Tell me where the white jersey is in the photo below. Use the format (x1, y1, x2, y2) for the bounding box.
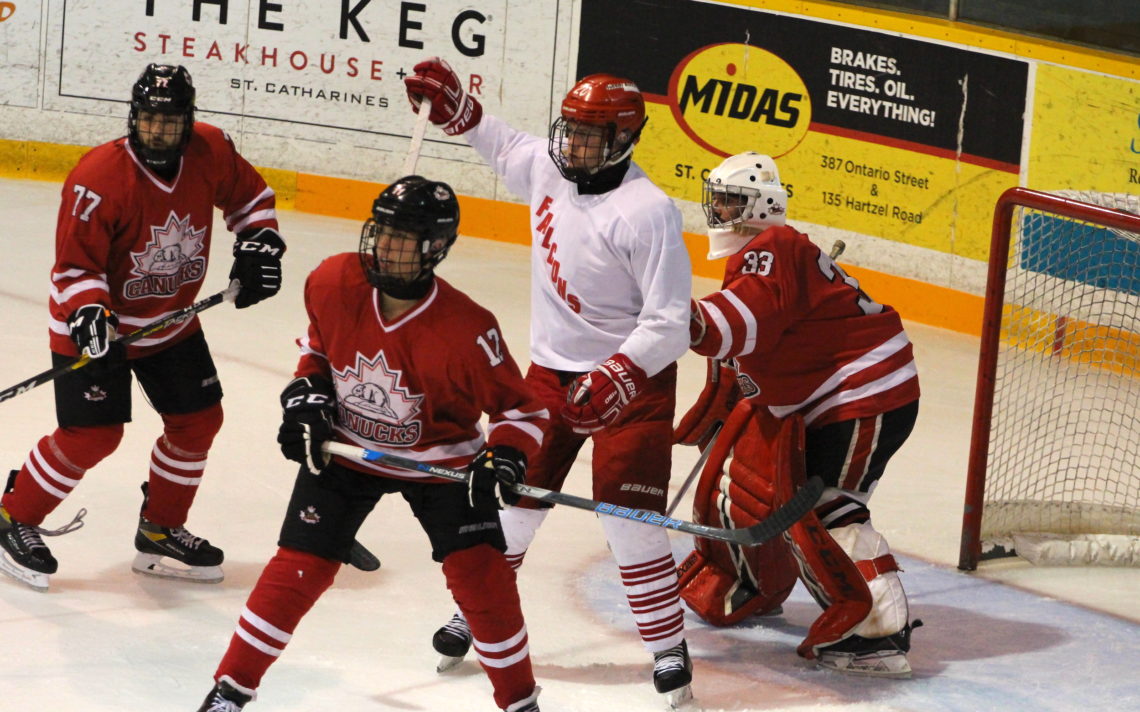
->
(466, 114, 692, 376)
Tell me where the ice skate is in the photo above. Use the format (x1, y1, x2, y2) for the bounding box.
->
(0, 504, 57, 592)
(133, 515, 224, 583)
(504, 686, 541, 712)
(816, 619, 923, 678)
(197, 678, 253, 711)
(653, 640, 694, 709)
(432, 611, 472, 672)
(132, 482, 223, 583)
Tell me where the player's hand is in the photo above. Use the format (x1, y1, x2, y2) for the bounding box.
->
(404, 57, 483, 136)
(467, 445, 526, 509)
(278, 376, 335, 475)
(674, 359, 740, 450)
(67, 304, 126, 375)
(230, 227, 285, 309)
(562, 353, 648, 434)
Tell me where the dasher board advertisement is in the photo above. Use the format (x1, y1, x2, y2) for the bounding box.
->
(577, 0, 1029, 260)
(46, 1, 560, 147)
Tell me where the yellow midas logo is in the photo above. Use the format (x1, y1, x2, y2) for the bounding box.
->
(671, 43, 811, 158)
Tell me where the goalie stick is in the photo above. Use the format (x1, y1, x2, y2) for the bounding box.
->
(664, 239, 847, 517)
(0, 283, 240, 406)
(322, 441, 822, 546)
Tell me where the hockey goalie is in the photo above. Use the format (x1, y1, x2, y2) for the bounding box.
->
(675, 151, 922, 677)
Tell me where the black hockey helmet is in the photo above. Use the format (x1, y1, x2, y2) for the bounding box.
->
(359, 175, 460, 299)
(127, 64, 196, 169)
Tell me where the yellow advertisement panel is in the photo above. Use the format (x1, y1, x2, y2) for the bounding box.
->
(1030, 64, 1140, 192)
(578, 1, 1029, 259)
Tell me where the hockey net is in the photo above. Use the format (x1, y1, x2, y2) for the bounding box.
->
(959, 187, 1140, 570)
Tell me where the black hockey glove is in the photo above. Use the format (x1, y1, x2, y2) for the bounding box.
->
(278, 375, 336, 475)
(67, 304, 126, 375)
(229, 227, 285, 309)
(467, 445, 526, 510)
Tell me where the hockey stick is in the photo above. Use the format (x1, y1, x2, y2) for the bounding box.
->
(402, 97, 432, 176)
(322, 441, 822, 546)
(0, 283, 241, 405)
(348, 541, 381, 571)
(665, 421, 721, 516)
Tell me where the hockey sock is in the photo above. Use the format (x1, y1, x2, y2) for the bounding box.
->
(2, 425, 122, 526)
(443, 544, 535, 710)
(601, 516, 685, 653)
(143, 404, 222, 527)
(498, 506, 549, 570)
(214, 547, 339, 690)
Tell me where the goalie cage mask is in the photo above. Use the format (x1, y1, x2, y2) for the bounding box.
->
(703, 152, 788, 259)
(127, 64, 196, 170)
(359, 175, 460, 300)
(548, 73, 648, 184)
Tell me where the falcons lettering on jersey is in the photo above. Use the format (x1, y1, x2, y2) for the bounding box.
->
(534, 195, 582, 313)
(124, 211, 208, 299)
(332, 351, 424, 446)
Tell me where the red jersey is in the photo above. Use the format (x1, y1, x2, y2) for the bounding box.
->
(49, 122, 278, 358)
(296, 253, 549, 481)
(692, 224, 919, 428)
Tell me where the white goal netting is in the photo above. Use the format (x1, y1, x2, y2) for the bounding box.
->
(980, 190, 1140, 566)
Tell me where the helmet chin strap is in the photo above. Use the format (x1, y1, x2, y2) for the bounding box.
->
(706, 225, 758, 260)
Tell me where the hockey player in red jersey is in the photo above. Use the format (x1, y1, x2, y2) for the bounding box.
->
(198, 176, 548, 712)
(675, 152, 922, 676)
(405, 59, 696, 706)
(0, 64, 284, 592)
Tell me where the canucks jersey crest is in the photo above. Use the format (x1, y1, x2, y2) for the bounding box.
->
(125, 211, 207, 298)
(333, 351, 424, 445)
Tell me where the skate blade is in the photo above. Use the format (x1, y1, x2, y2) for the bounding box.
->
(436, 653, 466, 673)
(0, 552, 49, 592)
(664, 684, 696, 710)
(816, 650, 912, 678)
(131, 552, 223, 584)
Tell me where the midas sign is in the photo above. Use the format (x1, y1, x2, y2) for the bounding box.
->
(669, 43, 811, 158)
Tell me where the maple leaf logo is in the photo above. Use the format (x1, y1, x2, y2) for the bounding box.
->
(334, 351, 424, 425)
(133, 211, 206, 277)
(124, 211, 208, 299)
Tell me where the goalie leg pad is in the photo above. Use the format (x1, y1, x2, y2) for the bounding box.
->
(785, 509, 873, 658)
(678, 405, 798, 626)
(830, 520, 909, 639)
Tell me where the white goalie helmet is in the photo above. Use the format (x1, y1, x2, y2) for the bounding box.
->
(702, 152, 787, 259)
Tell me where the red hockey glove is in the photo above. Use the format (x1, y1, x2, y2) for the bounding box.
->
(674, 359, 741, 450)
(467, 445, 527, 510)
(404, 57, 483, 135)
(562, 353, 648, 434)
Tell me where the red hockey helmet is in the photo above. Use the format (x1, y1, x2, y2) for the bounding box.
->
(548, 74, 648, 183)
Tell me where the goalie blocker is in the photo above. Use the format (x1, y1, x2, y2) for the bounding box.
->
(677, 400, 920, 676)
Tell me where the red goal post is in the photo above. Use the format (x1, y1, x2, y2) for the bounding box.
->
(959, 187, 1140, 570)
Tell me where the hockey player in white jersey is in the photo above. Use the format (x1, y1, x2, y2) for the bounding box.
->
(405, 59, 696, 706)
